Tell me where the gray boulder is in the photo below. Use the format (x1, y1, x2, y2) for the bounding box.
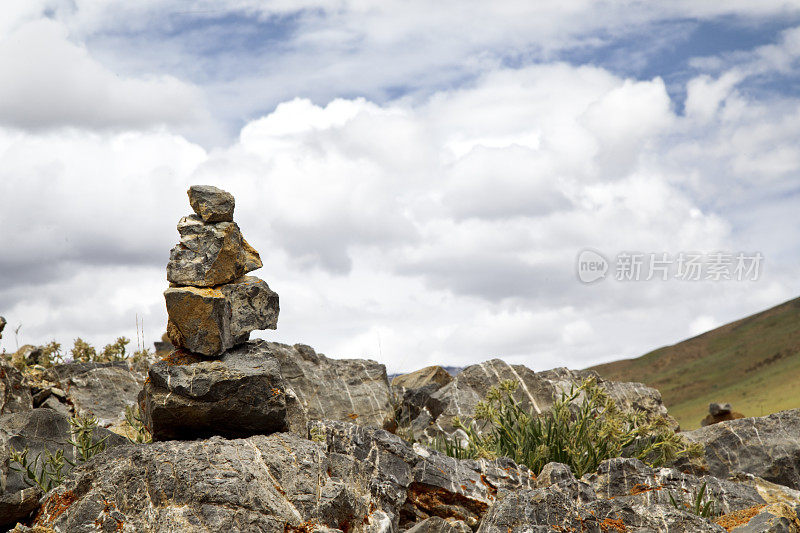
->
(42, 361, 145, 426)
(271, 343, 394, 429)
(188, 184, 235, 223)
(139, 340, 304, 441)
(583, 457, 765, 516)
(167, 215, 262, 287)
(32, 420, 536, 532)
(165, 275, 279, 356)
(680, 409, 800, 490)
(0, 360, 32, 416)
(0, 408, 127, 528)
(477, 462, 733, 533)
(410, 360, 674, 441)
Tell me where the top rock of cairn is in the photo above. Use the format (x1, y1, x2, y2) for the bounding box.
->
(188, 184, 235, 222)
(164, 186, 279, 357)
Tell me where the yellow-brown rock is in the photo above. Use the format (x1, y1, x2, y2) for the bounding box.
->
(167, 215, 262, 287)
(188, 185, 235, 223)
(391, 365, 453, 392)
(165, 286, 231, 356)
(165, 276, 279, 357)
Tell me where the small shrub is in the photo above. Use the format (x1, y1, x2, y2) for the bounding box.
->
(70, 338, 97, 363)
(669, 481, 720, 518)
(40, 340, 64, 368)
(429, 433, 480, 460)
(124, 405, 152, 444)
(9, 413, 106, 493)
(97, 337, 130, 363)
(8, 446, 67, 492)
(440, 378, 702, 477)
(66, 414, 107, 463)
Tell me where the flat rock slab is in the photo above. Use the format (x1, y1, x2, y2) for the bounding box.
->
(139, 340, 298, 441)
(165, 276, 279, 356)
(188, 185, 235, 223)
(269, 342, 394, 429)
(43, 361, 145, 426)
(681, 409, 800, 490)
(167, 215, 262, 287)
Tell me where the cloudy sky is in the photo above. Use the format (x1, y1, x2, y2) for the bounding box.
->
(1, 1, 799, 373)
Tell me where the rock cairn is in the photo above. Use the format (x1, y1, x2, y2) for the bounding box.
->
(164, 185, 279, 356)
(139, 186, 291, 441)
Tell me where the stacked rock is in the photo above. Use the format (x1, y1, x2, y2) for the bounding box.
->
(164, 185, 279, 356)
(140, 186, 296, 441)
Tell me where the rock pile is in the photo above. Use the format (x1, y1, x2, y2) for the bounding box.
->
(702, 401, 745, 426)
(164, 185, 279, 356)
(140, 185, 290, 440)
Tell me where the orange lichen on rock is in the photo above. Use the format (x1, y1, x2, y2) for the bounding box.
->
(600, 517, 627, 532)
(629, 483, 660, 496)
(284, 520, 319, 533)
(406, 482, 489, 521)
(34, 490, 78, 525)
(161, 349, 203, 366)
(714, 505, 767, 531)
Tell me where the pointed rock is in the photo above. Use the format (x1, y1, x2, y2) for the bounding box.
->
(165, 276, 279, 356)
(167, 215, 262, 287)
(188, 185, 235, 223)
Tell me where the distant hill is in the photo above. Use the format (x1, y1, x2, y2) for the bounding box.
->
(588, 296, 800, 430)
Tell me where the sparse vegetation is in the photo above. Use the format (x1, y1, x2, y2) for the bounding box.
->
(97, 336, 130, 362)
(40, 341, 64, 367)
(67, 414, 107, 462)
(123, 405, 152, 444)
(69, 337, 97, 363)
(8, 446, 67, 492)
(432, 378, 702, 477)
(669, 481, 720, 518)
(9, 414, 106, 493)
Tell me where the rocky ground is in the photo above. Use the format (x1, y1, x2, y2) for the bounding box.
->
(0, 349, 797, 532)
(1, 186, 798, 532)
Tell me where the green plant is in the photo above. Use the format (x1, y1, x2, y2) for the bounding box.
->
(9, 414, 107, 493)
(668, 482, 719, 518)
(124, 405, 152, 444)
(309, 426, 327, 444)
(441, 378, 702, 477)
(40, 340, 64, 367)
(429, 434, 480, 460)
(97, 336, 130, 362)
(70, 338, 97, 363)
(66, 414, 107, 463)
(8, 445, 67, 492)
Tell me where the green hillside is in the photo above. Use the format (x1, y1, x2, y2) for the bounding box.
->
(588, 296, 800, 430)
